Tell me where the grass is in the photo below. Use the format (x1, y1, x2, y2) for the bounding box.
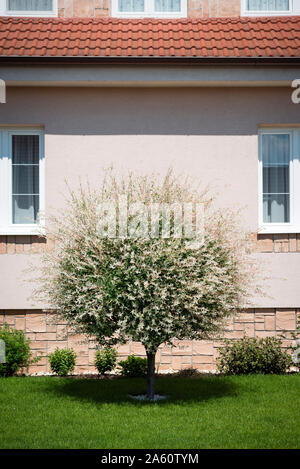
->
(0, 374, 299, 449)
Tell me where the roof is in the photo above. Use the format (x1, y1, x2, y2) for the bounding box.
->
(0, 16, 300, 60)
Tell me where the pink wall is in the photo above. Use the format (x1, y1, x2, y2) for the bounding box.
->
(0, 86, 300, 309)
(57, 0, 241, 18)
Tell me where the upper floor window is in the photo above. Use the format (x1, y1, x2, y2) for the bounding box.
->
(0, 128, 44, 235)
(0, 0, 57, 16)
(258, 129, 300, 234)
(112, 0, 187, 17)
(242, 0, 300, 15)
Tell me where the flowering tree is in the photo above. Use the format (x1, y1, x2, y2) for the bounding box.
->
(36, 170, 258, 399)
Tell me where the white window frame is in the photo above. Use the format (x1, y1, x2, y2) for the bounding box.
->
(241, 0, 300, 16)
(258, 128, 300, 234)
(0, 128, 45, 235)
(111, 0, 187, 18)
(0, 0, 57, 17)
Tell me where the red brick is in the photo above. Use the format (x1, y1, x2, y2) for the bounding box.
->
(257, 234, 273, 253)
(31, 237, 47, 253)
(0, 236, 7, 254)
(289, 234, 297, 252)
(6, 236, 15, 254)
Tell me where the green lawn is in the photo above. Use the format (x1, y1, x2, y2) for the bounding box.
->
(0, 374, 299, 449)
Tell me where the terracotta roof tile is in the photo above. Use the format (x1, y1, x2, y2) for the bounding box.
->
(0, 16, 299, 58)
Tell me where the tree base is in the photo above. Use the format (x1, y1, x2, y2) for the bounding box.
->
(129, 394, 167, 402)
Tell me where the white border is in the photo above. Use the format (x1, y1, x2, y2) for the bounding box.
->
(111, 0, 187, 18)
(0, 128, 45, 235)
(258, 128, 300, 234)
(0, 0, 58, 17)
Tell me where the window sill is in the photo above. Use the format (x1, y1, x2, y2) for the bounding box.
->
(258, 225, 300, 234)
(111, 13, 187, 18)
(0, 225, 45, 236)
(2, 12, 58, 17)
(241, 11, 294, 16)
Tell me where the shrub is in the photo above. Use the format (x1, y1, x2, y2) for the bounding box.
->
(49, 348, 76, 376)
(176, 367, 200, 377)
(217, 337, 293, 375)
(119, 355, 148, 377)
(94, 347, 118, 375)
(0, 323, 35, 377)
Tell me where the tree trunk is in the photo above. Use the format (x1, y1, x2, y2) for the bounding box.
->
(146, 350, 156, 400)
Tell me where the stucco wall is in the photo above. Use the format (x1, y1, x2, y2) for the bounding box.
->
(57, 0, 241, 18)
(0, 86, 300, 310)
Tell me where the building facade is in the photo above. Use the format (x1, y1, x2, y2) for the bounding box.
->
(0, 2, 299, 374)
(1, 0, 300, 18)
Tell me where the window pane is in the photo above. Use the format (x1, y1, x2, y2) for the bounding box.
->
(263, 195, 290, 223)
(8, 0, 53, 10)
(263, 166, 289, 194)
(13, 166, 39, 195)
(12, 134, 40, 224)
(155, 0, 181, 12)
(247, 0, 289, 11)
(118, 0, 144, 11)
(262, 134, 290, 223)
(12, 135, 39, 164)
(13, 195, 39, 224)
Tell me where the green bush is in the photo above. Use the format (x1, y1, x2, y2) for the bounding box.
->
(0, 323, 35, 377)
(176, 367, 200, 377)
(49, 348, 76, 376)
(217, 337, 293, 375)
(119, 355, 147, 377)
(94, 347, 118, 375)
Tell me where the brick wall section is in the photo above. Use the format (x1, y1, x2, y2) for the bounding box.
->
(252, 233, 300, 253)
(1, 234, 300, 254)
(0, 308, 298, 375)
(57, 0, 241, 18)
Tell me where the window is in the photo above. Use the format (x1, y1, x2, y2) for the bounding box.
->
(0, 129, 44, 235)
(0, 0, 57, 16)
(242, 0, 300, 15)
(258, 129, 300, 233)
(112, 0, 187, 17)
